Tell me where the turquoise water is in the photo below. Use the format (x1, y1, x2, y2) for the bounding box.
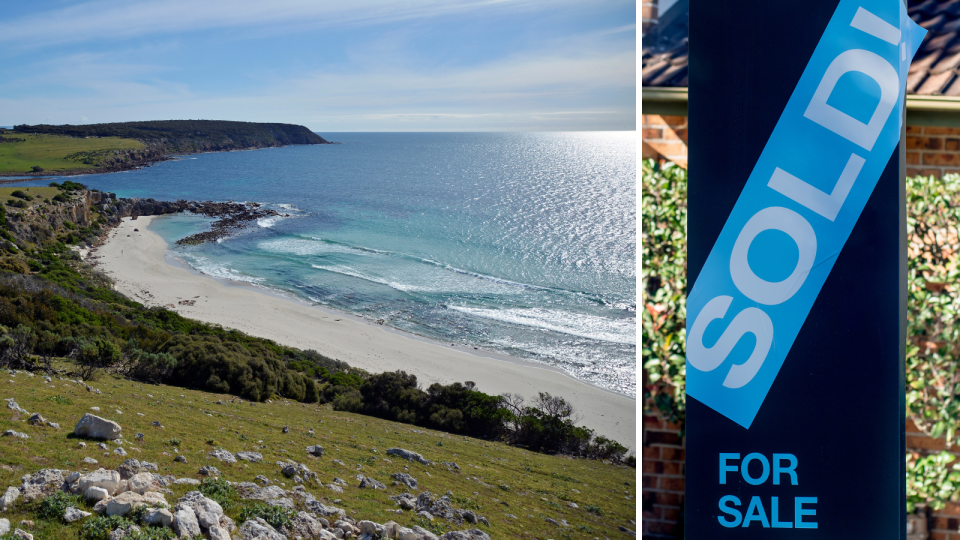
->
(9, 133, 637, 396)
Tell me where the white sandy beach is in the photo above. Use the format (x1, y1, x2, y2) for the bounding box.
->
(87, 216, 636, 449)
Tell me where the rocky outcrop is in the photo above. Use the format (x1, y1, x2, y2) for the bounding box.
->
(74, 414, 121, 440)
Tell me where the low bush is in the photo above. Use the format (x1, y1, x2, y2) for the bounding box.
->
(37, 491, 83, 522)
(238, 504, 294, 529)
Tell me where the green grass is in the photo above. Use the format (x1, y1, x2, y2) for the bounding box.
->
(0, 133, 143, 174)
(0, 366, 636, 539)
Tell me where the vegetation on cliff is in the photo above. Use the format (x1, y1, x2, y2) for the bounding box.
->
(0, 120, 329, 175)
(0, 184, 632, 466)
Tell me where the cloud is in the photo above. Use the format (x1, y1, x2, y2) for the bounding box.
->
(0, 0, 570, 49)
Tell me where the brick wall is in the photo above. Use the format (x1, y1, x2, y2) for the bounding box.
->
(642, 1, 658, 34)
(640, 408, 960, 539)
(906, 125, 960, 179)
(642, 410, 685, 538)
(641, 114, 688, 168)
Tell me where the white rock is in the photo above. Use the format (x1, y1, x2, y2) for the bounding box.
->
(127, 473, 156, 495)
(0, 487, 19, 511)
(113, 447, 127, 457)
(84, 486, 110, 502)
(208, 525, 230, 540)
(174, 478, 200, 486)
(78, 469, 121, 496)
(63, 507, 91, 523)
(174, 507, 202, 538)
(106, 491, 145, 517)
(142, 508, 173, 527)
(0, 518, 8, 534)
(11, 528, 31, 540)
(238, 518, 285, 540)
(73, 414, 121, 440)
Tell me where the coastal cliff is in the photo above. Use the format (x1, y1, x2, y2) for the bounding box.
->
(7, 120, 330, 176)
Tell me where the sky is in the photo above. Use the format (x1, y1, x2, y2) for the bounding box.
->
(0, 1, 636, 132)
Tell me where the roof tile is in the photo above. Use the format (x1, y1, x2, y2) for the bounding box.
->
(641, 0, 960, 96)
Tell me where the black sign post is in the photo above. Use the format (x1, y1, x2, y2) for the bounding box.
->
(686, 0, 911, 537)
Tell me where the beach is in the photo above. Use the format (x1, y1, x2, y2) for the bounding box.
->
(87, 216, 637, 449)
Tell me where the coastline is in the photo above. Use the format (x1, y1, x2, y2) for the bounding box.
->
(87, 216, 637, 449)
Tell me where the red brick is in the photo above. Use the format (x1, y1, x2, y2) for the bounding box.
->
(906, 418, 922, 433)
(908, 136, 942, 150)
(941, 168, 960, 177)
(641, 5, 657, 19)
(907, 167, 923, 177)
(646, 430, 682, 446)
(907, 125, 923, 134)
(643, 460, 664, 474)
(655, 492, 682, 506)
(924, 153, 960, 166)
(646, 140, 686, 157)
(644, 415, 664, 429)
(659, 115, 687, 126)
(907, 151, 921, 165)
(643, 128, 664, 140)
(929, 532, 949, 540)
(644, 520, 681, 535)
(643, 446, 661, 460)
(946, 138, 960, 151)
(642, 115, 666, 126)
(660, 506, 681, 522)
(661, 447, 685, 460)
(661, 477, 685, 492)
(926, 127, 960, 135)
(934, 516, 960, 530)
(664, 128, 688, 142)
(643, 474, 659, 490)
(921, 168, 943, 178)
(908, 435, 947, 451)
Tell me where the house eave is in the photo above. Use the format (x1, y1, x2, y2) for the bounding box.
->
(642, 86, 960, 127)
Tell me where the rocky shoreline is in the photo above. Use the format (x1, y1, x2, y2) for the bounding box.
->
(92, 193, 285, 245)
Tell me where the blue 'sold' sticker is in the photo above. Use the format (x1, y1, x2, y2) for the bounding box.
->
(686, 0, 926, 428)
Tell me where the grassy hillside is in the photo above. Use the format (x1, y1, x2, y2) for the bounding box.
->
(0, 134, 145, 174)
(0, 368, 637, 539)
(14, 120, 328, 150)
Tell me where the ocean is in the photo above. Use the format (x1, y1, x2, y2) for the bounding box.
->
(8, 132, 637, 397)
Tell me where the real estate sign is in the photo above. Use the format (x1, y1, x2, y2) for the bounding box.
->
(686, 0, 922, 535)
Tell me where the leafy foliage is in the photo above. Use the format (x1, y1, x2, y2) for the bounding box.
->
(641, 160, 960, 510)
(79, 515, 135, 540)
(199, 477, 238, 511)
(640, 160, 688, 426)
(238, 504, 294, 529)
(37, 491, 82, 522)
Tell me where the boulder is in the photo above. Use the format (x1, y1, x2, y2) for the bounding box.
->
(117, 459, 141, 479)
(207, 525, 230, 540)
(282, 511, 324, 539)
(392, 473, 418, 490)
(113, 447, 127, 457)
(305, 445, 324, 457)
(358, 520, 380, 536)
(82, 457, 98, 465)
(78, 469, 121, 496)
(174, 478, 200, 486)
(127, 473, 157, 495)
(198, 466, 220, 476)
(359, 476, 386, 490)
(386, 448, 432, 465)
(105, 491, 146, 517)
(107, 525, 139, 540)
(0, 518, 8, 534)
(235, 451, 262, 463)
(73, 414, 121, 440)
(92, 499, 109, 514)
(0, 487, 19, 511)
(239, 517, 286, 540)
(142, 508, 173, 527)
(84, 486, 110, 502)
(63, 507, 91, 523)
(26, 414, 45, 426)
(173, 507, 202, 538)
(19, 469, 64, 501)
(2, 431, 28, 439)
(11, 529, 31, 540)
(439, 531, 491, 540)
(208, 450, 236, 463)
(411, 526, 440, 540)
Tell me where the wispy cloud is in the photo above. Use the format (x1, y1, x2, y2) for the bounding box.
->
(0, 0, 569, 48)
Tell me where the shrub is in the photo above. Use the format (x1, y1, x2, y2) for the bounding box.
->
(11, 190, 31, 201)
(238, 504, 293, 529)
(37, 491, 83, 522)
(79, 515, 135, 540)
(199, 477, 237, 510)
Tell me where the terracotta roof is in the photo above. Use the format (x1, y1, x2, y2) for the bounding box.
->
(641, 0, 960, 95)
